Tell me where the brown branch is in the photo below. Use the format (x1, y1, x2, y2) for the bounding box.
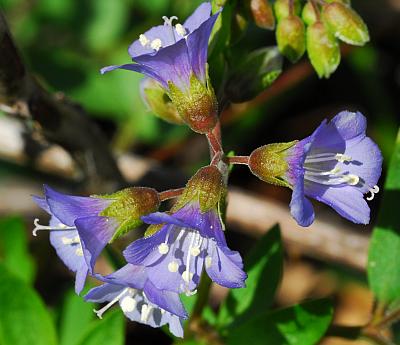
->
(0, 10, 124, 192)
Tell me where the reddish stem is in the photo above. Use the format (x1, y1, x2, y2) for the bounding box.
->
(206, 129, 223, 155)
(228, 156, 250, 165)
(158, 188, 185, 202)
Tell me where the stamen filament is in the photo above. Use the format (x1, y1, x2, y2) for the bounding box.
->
(93, 288, 128, 319)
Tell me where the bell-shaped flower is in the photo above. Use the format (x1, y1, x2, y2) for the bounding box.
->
(123, 166, 247, 296)
(249, 111, 383, 226)
(101, 2, 220, 134)
(85, 264, 186, 337)
(33, 186, 160, 275)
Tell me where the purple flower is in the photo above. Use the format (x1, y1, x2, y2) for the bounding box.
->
(32, 186, 113, 294)
(284, 111, 382, 226)
(101, 2, 220, 133)
(33, 186, 160, 276)
(85, 264, 186, 337)
(123, 202, 247, 296)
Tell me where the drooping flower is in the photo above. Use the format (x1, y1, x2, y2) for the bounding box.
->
(249, 111, 383, 226)
(123, 166, 247, 296)
(85, 264, 186, 337)
(101, 2, 220, 134)
(33, 186, 160, 277)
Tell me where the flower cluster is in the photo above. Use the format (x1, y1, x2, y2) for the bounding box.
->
(32, 1, 383, 339)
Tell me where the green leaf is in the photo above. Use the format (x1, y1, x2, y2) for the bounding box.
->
(77, 310, 125, 345)
(0, 216, 36, 284)
(0, 265, 57, 345)
(218, 225, 283, 327)
(368, 129, 400, 305)
(59, 289, 94, 345)
(226, 299, 333, 345)
(225, 47, 282, 103)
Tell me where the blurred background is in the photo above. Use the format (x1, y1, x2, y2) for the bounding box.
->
(0, 0, 399, 344)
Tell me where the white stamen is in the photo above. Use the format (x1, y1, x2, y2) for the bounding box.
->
(150, 39, 162, 51)
(336, 153, 352, 163)
(158, 243, 169, 255)
(344, 174, 360, 186)
(140, 304, 153, 322)
(32, 218, 75, 236)
(139, 34, 150, 47)
(93, 288, 128, 319)
(162, 15, 178, 26)
(366, 185, 380, 201)
(61, 236, 80, 245)
(205, 256, 212, 268)
(120, 296, 137, 313)
(175, 23, 186, 37)
(75, 247, 84, 256)
(305, 153, 353, 164)
(181, 270, 193, 283)
(168, 261, 179, 273)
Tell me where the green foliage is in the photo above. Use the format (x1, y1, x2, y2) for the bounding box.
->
(225, 299, 333, 345)
(0, 216, 36, 284)
(225, 47, 282, 103)
(0, 265, 57, 345)
(59, 290, 95, 345)
(218, 225, 284, 327)
(76, 310, 125, 345)
(368, 129, 400, 305)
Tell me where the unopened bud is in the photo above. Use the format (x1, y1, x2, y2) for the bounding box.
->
(249, 0, 275, 30)
(322, 2, 369, 46)
(100, 187, 160, 241)
(302, 2, 318, 26)
(140, 78, 184, 125)
(249, 142, 297, 187)
(276, 15, 306, 63)
(307, 21, 340, 78)
(274, 0, 301, 21)
(173, 165, 225, 213)
(168, 75, 218, 134)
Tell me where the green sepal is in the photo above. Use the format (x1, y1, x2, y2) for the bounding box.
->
(322, 2, 369, 46)
(99, 187, 160, 242)
(302, 2, 318, 26)
(307, 21, 341, 78)
(168, 73, 218, 134)
(249, 141, 298, 188)
(172, 166, 226, 213)
(144, 223, 164, 238)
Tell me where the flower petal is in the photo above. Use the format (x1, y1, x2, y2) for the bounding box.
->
(32, 195, 50, 213)
(44, 185, 111, 226)
(183, 2, 212, 33)
(74, 216, 119, 273)
(289, 174, 315, 227)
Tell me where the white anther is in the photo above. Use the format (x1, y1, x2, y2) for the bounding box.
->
(150, 39, 162, 51)
(345, 174, 360, 186)
(168, 261, 179, 273)
(181, 270, 193, 283)
(158, 243, 169, 254)
(75, 247, 84, 256)
(335, 153, 352, 163)
(140, 304, 153, 322)
(32, 218, 75, 236)
(181, 285, 197, 297)
(93, 288, 128, 319)
(120, 296, 137, 313)
(62, 235, 81, 245)
(366, 185, 380, 201)
(139, 34, 150, 47)
(175, 23, 186, 37)
(190, 246, 201, 257)
(162, 16, 178, 26)
(205, 256, 212, 268)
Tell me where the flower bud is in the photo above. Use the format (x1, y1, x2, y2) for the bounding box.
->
(249, 142, 297, 187)
(307, 21, 340, 78)
(274, 0, 301, 21)
(140, 78, 184, 125)
(249, 0, 275, 30)
(322, 2, 369, 46)
(99, 187, 160, 241)
(173, 165, 225, 213)
(302, 2, 318, 26)
(168, 75, 218, 134)
(276, 15, 306, 63)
